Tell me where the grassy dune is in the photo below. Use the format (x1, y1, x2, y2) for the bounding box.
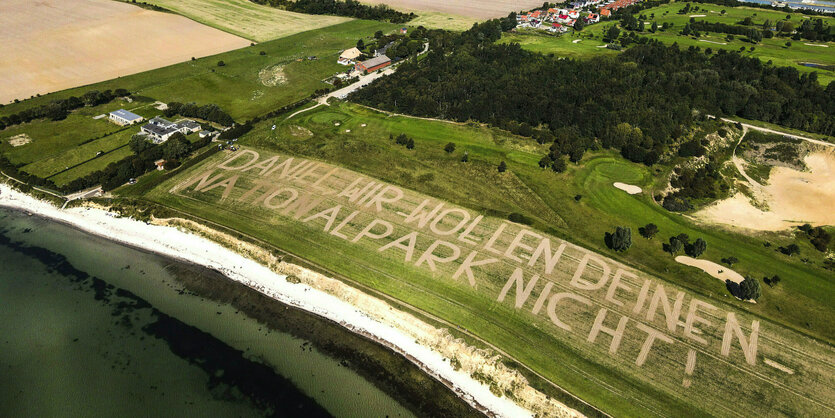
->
(137, 0, 351, 42)
(138, 101, 834, 417)
(500, 1, 835, 84)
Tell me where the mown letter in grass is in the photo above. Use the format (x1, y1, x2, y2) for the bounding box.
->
(588, 308, 629, 354)
(453, 251, 498, 286)
(570, 253, 611, 291)
(685, 298, 717, 345)
(721, 312, 759, 365)
(351, 219, 393, 243)
(529, 238, 567, 275)
(634, 323, 673, 367)
(218, 150, 259, 170)
(429, 208, 471, 236)
(645, 283, 685, 333)
(415, 240, 461, 272)
(504, 229, 544, 263)
(263, 188, 299, 209)
(606, 269, 637, 307)
(498, 268, 540, 309)
(547, 292, 592, 331)
(378, 231, 418, 261)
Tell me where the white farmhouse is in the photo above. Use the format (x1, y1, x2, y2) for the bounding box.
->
(108, 109, 143, 126)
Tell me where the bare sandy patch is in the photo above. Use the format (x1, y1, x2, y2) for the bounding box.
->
(804, 43, 829, 47)
(258, 65, 287, 87)
(289, 125, 312, 138)
(690, 14, 707, 17)
(359, 0, 545, 19)
(6, 134, 32, 147)
(697, 150, 835, 231)
(675, 256, 744, 284)
(699, 39, 728, 45)
(613, 182, 642, 194)
(0, 0, 250, 104)
(573, 39, 583, 44)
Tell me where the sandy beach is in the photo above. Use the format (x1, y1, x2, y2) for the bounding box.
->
(0, 183, 582, 418)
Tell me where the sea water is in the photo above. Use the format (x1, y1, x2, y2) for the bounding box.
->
(0, 207, 414, 417)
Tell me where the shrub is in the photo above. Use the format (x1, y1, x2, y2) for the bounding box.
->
(444, 142, 456, 153)
(729, 276, 762, 300)
(508, 213, 532, 225)
(639, 223, 659, 239)
(721, 256, 739, 266)
(605, 227, 632, 252)
(217, 60, 226, 67)
(686, 238, 707, 257)
(498, 161, 507, 172)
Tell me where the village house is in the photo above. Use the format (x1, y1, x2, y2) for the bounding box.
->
(585, 13, 600, 23)
(338, 47, 361, 65)
(600, 8, 612, 17)
(568, 10, 580, 19)
(355, 55, 391, 74)
(108, 109, 143, 126)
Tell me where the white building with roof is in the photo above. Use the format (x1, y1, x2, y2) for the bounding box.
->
(109, 109, 143, 126)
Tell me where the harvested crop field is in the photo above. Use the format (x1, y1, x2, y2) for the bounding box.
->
(360, 0, 545, 19)
(0, 0, 250, 104)
(139, 0, 351, 42)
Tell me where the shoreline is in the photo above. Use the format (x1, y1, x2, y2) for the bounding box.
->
(0, 182, 546, 418)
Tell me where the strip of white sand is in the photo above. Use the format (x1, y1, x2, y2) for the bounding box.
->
(572, 39, 582, 43)
(613, 182, 642, 194)
(675, 255, 744, 284)
(0, 183, 546, 418)
(804, 43, 829, 47)
(690, 14, 706, 17)
(699, 39, 727, 45)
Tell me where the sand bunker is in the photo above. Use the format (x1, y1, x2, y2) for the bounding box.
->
(804, 43, 829, 47)
(699, 39, 727, 45)
(690, 14, 706, 17)
(613, 182, 642, 194)
(675, 256, 744, 284)
(6, 134, 32, 147)
(0, 0, 250, 103)
(696, 150, 835, 231)
(258, 65, 287, 87)
(572, 39, 582, 43)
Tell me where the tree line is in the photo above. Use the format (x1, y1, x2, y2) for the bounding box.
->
(350, 17, 835, 170)
(164, 102, 235, 127)
(251, 0, 415, 23)
(0, 89, 128, 130)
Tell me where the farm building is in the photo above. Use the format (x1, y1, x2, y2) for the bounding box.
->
(140, 116, 201, 143)
(338, 47, 361, 65)
(108, 109, 143, 126)
(355, 56, 391, 74)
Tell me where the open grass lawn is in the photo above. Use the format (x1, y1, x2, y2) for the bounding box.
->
(141, 102, 835, 417)
(0, 98, 143, 166)
(501, 1, 835, 84)
(138, 0, 351, 42)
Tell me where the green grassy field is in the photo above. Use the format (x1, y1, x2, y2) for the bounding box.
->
(139, 103, 835, 416)
(136, 0, 351, 42)
(0, 21, 393, 188)
(500, 1, 835, 84)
